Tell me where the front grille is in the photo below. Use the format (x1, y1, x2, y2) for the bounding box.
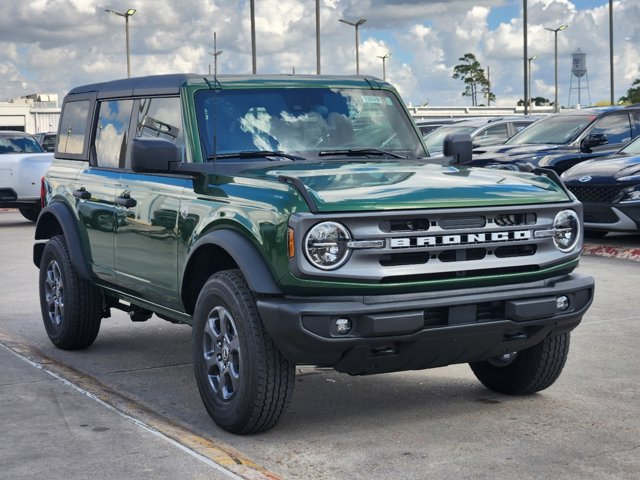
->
(380, 218, 429, 232)
(291, 203, 580, 284)
(567, 185, 623, 203)
(494, 213, 537, 226)
(584, 207, 619, 224)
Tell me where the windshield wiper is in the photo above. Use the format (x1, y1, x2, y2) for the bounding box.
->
(208, 150, 305, 161)
(317, 148, 406, 159)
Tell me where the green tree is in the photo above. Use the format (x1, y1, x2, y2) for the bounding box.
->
(452, 53, 494, 106)
(619, 79, 640, 104)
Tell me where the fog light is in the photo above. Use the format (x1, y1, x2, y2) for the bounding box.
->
(335, 318, 352, 335)
(556, 295, 570, 312)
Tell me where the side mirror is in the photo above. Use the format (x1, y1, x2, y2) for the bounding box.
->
(442, 133, 473, 164)
(581, 133, 608, 152)
(130, 137, 181, 173)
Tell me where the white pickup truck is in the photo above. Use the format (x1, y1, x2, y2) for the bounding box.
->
(0, 131, 54, 221)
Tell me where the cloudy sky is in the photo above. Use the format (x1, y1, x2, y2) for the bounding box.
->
(1, 0, 638, 107)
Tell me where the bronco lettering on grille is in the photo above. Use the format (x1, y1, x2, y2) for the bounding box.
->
(390, 230, 532, 248)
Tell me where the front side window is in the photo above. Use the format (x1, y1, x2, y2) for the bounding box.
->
(57, 100, 90, 155)
(129, 96, 185, 168)
(478, 124, 509, 141)
(195, 88, 426, 160)
(95, 99, 133, 168)
(589, 113, 632, 145)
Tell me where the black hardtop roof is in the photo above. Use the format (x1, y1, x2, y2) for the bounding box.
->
(66, 73, 203, 99)
(65, 73, 389, 100)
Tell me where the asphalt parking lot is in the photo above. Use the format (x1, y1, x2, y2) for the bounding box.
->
(1, 209, 639, 479)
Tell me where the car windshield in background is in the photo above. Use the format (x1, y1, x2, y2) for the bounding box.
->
(423, 126, 476, 152)
(505, 115, 594, 146)
(0, 134, 44, 154)
(195, 88, 427, 160)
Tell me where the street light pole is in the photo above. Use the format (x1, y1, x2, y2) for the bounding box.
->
(609, 0, 614, 105)
(316, 0, 321, 74)
(545, 24, 568, 113)
(528, 55, 537, 112)
(523, 0, 528, 115)
(250, 0, 256, 74)
(376, 52, 391, 81)
(339, 18, 366, 75)
(105, 8, 136, 78)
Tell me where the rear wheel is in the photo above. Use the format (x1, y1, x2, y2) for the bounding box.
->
(192, 269, 295, 434)
(39, 235, 102, 349)
(469, 332, 570, 395)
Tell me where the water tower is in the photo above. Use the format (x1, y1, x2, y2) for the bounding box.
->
(568, 48, 592, 107)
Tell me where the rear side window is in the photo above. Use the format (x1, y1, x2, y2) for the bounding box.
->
(57, 100, 91, 156)
(95, 99, 134, 168)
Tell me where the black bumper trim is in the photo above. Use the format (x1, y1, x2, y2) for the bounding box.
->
(257, 273, 594, 374)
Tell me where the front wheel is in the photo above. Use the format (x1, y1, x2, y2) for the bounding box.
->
(192, 270, 295, 434)
(469, 332, 570, 395)
(39, 235, 103, 349)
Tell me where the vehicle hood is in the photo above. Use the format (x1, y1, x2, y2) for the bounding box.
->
(242, 160, 570, 212)
(0, 152, 53, 172)
(562, 153, 640, 183)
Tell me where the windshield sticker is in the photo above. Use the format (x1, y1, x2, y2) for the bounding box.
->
(362, 96, 383, 104)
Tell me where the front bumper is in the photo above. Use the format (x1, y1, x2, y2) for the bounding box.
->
(257, 273, 594, 375)
(583, 203, 640, 232)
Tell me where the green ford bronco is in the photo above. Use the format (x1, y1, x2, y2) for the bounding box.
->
(34, 74, 594, 434)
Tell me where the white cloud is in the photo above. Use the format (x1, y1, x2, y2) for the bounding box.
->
(0, 0, 637, 108)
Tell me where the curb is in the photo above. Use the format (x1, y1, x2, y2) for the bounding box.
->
(582, 244, 640, 263)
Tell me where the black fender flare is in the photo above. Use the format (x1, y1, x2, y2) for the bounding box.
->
(185, 229, 282, 296)
(33, 202, 92, 280)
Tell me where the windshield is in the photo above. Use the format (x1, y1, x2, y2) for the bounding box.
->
(423, 125, 476, 153)
(505, 115, 594, 146)
(620, 135, 640, 154)
(195, 87, 426, 160)
(0, 134, 44, 154)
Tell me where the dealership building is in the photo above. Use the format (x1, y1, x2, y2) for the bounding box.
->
(0, 94, 60, 134)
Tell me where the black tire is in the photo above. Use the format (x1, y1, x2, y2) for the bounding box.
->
(39, 235, 102, 350)
(19, 207, 40, 222)
(192, 269, 295, 434)
(469, 332, 570, 395)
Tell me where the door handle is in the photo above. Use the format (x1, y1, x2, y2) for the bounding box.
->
(73, 188, 91, 199)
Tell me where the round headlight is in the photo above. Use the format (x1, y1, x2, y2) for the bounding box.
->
(553, 210, 580, 252)
(304, 221, 351, 270)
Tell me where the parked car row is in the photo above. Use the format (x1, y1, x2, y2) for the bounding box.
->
(422, 116, 537, 154)
(417, 105, 640, 235)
